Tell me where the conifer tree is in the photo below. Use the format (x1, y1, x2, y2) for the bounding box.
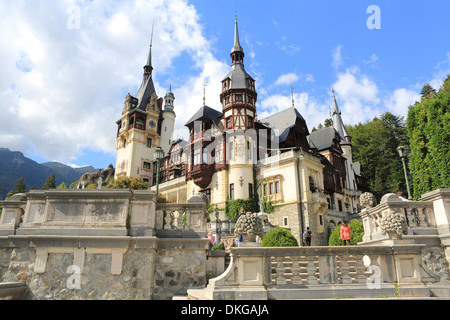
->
(42, 173, 56, 190)
(7, 177, 27, 198)
(407, 76, 450, 198)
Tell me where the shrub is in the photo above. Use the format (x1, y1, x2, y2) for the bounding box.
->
(328, 219, 364, 246)
(262, 226, 298, 247)
(213, 243, 225, 251)
(105, 176, 149, 190)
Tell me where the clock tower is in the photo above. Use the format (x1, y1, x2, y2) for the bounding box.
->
(115, 32, 175, 183)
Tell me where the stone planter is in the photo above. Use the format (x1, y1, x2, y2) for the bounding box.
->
(380, 211, 408, 240)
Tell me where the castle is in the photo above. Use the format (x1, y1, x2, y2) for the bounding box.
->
(114, 17, 368, 245)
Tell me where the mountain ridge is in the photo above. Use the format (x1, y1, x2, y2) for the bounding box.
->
(0, 148, 99, 200)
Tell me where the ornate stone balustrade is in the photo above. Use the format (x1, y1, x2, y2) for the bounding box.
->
(359, 193, 437, 245)
(155, 195, 208, 238)
(196, 244, 449, 300)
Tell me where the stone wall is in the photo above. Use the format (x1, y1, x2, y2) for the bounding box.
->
(0, 190, 210, 300)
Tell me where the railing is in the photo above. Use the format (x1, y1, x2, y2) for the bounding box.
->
(359, 193, 437, 243)
(154, 195, 208, 238)
(203, 243, 448, 300)
(0, 190, 208, 239)
(266, 246, 392, 286)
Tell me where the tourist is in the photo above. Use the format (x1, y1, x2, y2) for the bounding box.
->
(340, 221, 352, 245)
(208, 230, 215, 245)
(303, 227, 313, 246)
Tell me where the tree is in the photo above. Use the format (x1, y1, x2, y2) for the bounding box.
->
(262, 227, 298, 247)
(57, 182, 67, 189)
(7, 177, 27, 198)
(69, 179, 78, 189)
(420, 84, 437, 99)
(346, 112, 410, 201)
(407, 76, 450, 199)
(42, 173, 56, 190)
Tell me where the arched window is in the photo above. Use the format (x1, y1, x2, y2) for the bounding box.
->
(309, 176, 316, 192)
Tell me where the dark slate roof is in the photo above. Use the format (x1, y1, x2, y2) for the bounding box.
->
(222, 63, 253, 90)
(136, 76, 156, 110)
(332, 93, 350, 141)
(185, 105, 223, 126)
(307, 126, 337, 151)
(259, 107, 305, 143)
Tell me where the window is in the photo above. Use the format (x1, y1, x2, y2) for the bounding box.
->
(194, 148, 201, 166)
(201, 189, 211, 204)
(143, 162, 151, 169)
(275, 181, 280, 194)
(216, 143, 223, 163)
(248, 116, 253, 128)
(146, 138, 152, 148)
(123, 139, 127, 148)
(309, 176, 316, 192)
(319, 215, 323, 226)
(235, 94, 243, 102)
(226, 117, 231, 129)
(228, 141, 234, 160)
(247, 141, 252, 160)
(269, 183, 274, 195)
(248, 183, 253, 199)
(230, 183, 235, 199)
(327, 198, 331, 209)
(338, 200, 343, 212)
(263, 183, 268, 196)
(202, 148, 208, 164)
(284, 218, 288, 226)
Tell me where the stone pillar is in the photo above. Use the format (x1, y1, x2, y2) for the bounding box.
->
(420, 189, 450, 265)
(129, 190, 158, 236)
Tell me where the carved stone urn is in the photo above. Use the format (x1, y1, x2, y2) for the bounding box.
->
(235, 212, 264, 243)
(379, 211, 408, 240)
(360, 192, 377, 209)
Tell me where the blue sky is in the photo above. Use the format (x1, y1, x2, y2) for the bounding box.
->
(1, 0, 449, 169)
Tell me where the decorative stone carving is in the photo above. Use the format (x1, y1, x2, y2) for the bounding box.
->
(234, 213, 264, 242)
(421, 248, 449, 281)
(379, 211, 408, 239)
(360, 192, 377, 208)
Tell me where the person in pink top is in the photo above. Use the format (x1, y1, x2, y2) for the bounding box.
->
(208, 230, 215, 245)
(340, 221, 352, 245)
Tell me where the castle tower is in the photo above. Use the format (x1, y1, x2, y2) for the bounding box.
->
(221, 14, 257, 200)
(115, 30, 164, 183)
(332, 89, 356, 191)
(160, 86, 176, 155)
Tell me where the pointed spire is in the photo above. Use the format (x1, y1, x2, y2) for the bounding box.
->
(203, 80, 207, 106)
(144, 20, 154, 79)
(230, 11, 244, 65)
(331, 88, 350, 142)
(232, 11, 243, 53)
(291, 86, 295, 108)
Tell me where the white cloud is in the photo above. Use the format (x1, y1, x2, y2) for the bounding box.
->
(0, 0, 227, 165)
(258, 92, 329, 131)
(332, 67, 381, 124)
(332, 45, 343, 70)
(274, 73, 299, 86)
(384, 88, 420, 118)
(430, 51, 450, 90)
(364, 53, 378, 65)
